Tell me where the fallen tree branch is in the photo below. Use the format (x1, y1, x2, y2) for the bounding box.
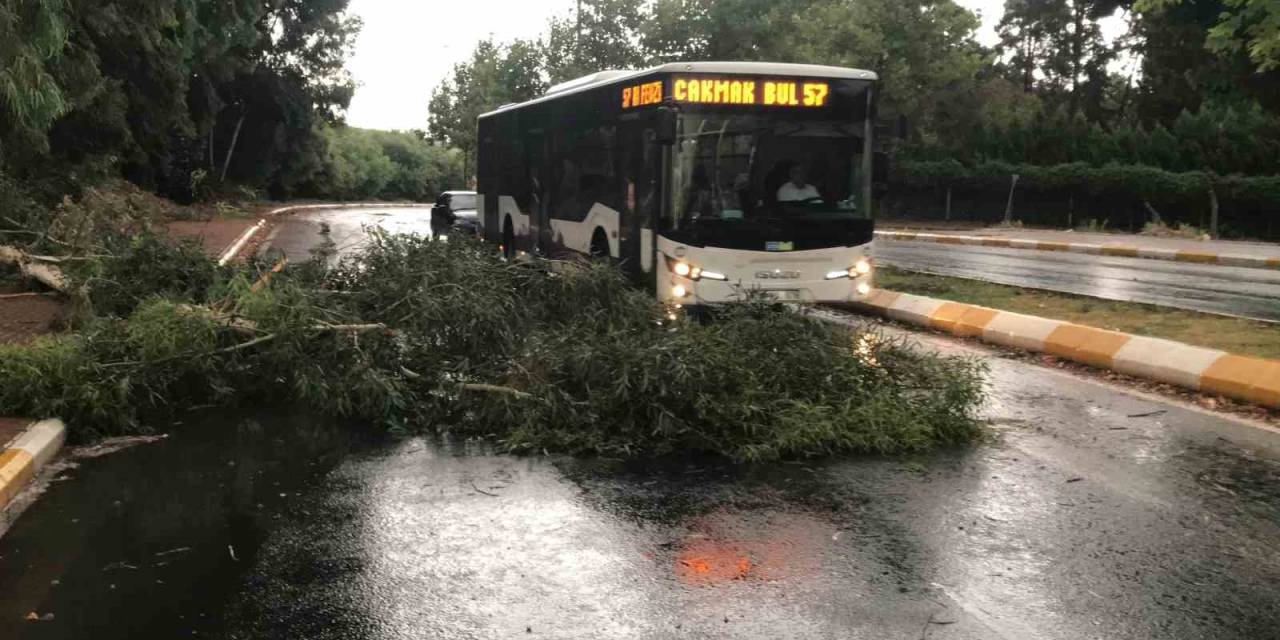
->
(0, 245, 70, 293)
(99, 321, 387, 369)
(459, 383, 533, 399)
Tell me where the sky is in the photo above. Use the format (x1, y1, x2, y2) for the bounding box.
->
(343, 0, 1127, 132)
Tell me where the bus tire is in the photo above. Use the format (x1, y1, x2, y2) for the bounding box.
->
(590, 228, 610, 259)
(503, 218, 515, 259)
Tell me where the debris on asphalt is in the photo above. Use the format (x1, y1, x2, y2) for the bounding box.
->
(73, 435, 169, 459)
(1128, 410, 1168, 418)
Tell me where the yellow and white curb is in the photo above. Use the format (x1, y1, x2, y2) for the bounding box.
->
(217, 202, 433, 265)
(0, 419, 66, 511)
(875, 231, 1280, 271)
(853, 290, 1280, 409)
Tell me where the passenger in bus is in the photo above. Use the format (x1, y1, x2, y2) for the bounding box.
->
(776, 163, 821, 202)
(682, 165, 715, 226)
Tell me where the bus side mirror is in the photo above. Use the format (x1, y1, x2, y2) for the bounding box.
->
(655, 107, 677, 146)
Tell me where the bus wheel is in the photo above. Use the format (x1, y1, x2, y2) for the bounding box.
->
(503, 218, 514, 260)
(589, 229, 610, 259)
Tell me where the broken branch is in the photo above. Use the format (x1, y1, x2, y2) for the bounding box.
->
(459, 383, 533, 399)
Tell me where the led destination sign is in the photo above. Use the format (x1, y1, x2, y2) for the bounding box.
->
(621, 81, 664, 108)
(621, 77, 832, 109)
(674, 77, 829, 107)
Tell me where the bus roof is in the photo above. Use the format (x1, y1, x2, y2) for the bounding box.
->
(479, 61, 877, 119)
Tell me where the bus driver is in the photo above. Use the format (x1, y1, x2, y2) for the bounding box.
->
(776, 163, 821, 203)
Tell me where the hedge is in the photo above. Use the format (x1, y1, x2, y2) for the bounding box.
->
(887, 161, 1280, 240)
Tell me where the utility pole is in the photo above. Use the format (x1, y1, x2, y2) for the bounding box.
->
(575, 0, 582, 67)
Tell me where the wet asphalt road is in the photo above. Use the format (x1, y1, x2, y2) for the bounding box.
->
(2, 325, 1279, 639)
(877, 241, 1280, 322)
(260, 207, 437, 264)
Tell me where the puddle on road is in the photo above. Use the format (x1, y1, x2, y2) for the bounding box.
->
(0, 409, 381, 640)
(2, 412, 1278, 639)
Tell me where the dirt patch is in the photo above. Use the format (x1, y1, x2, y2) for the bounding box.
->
(0, 417, 29, 448)
(0, 290, 66, 345)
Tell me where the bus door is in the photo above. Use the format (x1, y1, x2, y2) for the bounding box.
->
(524, 130, 552, 255)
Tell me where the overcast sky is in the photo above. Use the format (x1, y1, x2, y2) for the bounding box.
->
(344, 0, 1125, 131)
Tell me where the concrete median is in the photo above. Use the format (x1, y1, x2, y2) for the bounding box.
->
(876, 231, 1280, 271)
(850, 290, 1280, 410)
(0, 419, 65, 512)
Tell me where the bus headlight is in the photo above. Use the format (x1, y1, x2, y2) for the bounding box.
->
(665, 255, 727, 281)
(672, 285, 689, 298)
(857, 282, 872, 296)
(826, 259, 873, 280)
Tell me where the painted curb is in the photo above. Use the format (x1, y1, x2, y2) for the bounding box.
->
(0, 419, 66, 511)
(217, 202, 433, 265)
(849, 291, 1280, 409)
(875, 231, 1280, 271)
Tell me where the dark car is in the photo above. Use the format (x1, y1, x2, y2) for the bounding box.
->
(431, 191, 480, 237)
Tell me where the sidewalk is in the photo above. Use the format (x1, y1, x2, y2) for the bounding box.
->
(876, 227, 1280, 269)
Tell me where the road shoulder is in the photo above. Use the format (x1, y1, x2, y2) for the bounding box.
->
(876, 230, 1280, 270)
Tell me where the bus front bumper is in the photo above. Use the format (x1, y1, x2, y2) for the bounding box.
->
(661, 272, 874, 306)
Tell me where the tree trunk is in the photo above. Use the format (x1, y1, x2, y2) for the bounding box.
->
(1208, 185, 1219, 239)
(1142, 199, 1163, 226)
(220, 112, 246, 183)
(945, 186, 952, 221)
(1069, 5, 1084, 118)
(1068, 195, 1074, 229)
(1003, 174, 1020, 225)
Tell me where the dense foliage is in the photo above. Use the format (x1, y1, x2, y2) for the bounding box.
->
(321, 128, 463, 201)
(0, 233, 986, 460)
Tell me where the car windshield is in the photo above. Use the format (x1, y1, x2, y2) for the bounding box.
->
(450, 194, 477, 210)
(667, 113, 867, 232)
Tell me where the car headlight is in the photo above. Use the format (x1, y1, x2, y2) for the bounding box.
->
(664, 255, 728, 281)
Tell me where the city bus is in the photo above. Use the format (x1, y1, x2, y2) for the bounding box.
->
(476, 62, 883, 305)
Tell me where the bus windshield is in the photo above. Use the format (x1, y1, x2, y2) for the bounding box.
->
(668, 113, 868, 226)
(663, 112, 873, 250)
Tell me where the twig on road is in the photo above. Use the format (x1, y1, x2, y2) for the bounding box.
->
(470, 482, 499, 497)
(1127, 409, 1167, 418)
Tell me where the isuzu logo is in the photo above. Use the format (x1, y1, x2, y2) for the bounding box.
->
(756, 270, 802, 280)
